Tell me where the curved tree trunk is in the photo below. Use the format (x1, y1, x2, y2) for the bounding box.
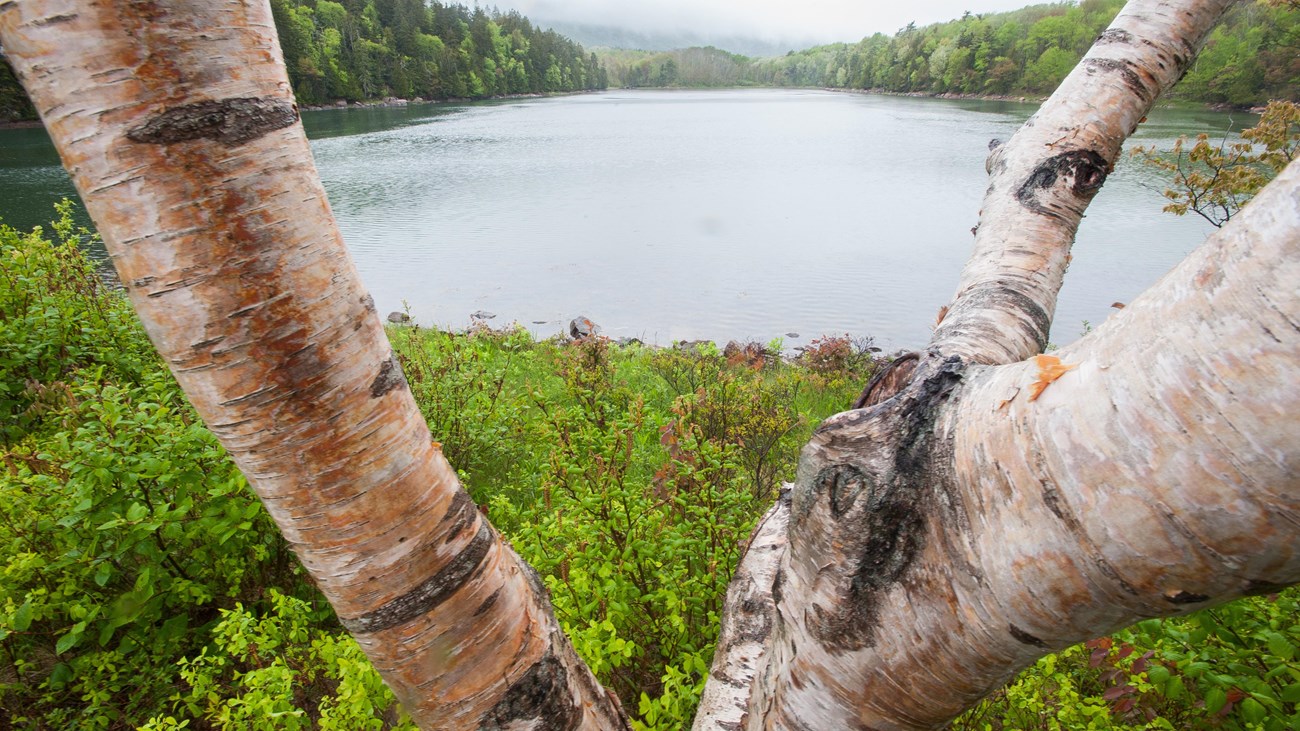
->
(3, 0, 1297, 730)
(0, 2, 626, 729)
(695, 0, 1300, 728)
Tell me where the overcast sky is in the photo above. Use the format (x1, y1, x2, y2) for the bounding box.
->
(493, 0, 1037, 45)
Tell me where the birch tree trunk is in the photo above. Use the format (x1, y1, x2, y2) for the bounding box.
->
(4, 0, 1298, 730)
(0, 2, 626, 729)
(693, 0, 1300, 728)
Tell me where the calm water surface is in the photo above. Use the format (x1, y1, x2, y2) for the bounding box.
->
(1, 89, 1247, 349)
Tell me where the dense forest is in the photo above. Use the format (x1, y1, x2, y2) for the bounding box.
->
(3, 0, 1295, 121)
(602, 0, 1300, 107)
(0, 0, 606, 121)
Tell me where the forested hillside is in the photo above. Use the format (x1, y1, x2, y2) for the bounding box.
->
(0, 0, 606, 121)
(4, 0, 1293, 120)
(603, 0, 1299, 107)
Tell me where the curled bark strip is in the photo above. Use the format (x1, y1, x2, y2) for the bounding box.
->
(127, 97, 298, 146)
(852, 352, 920, 409)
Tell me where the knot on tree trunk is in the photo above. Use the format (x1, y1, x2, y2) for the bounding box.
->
(791, 354, 967, 652)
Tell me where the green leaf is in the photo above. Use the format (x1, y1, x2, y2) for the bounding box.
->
(1268, 633, 1295, 661)
(1241, 697, 1266, 725)
(94, 562, 112, 587)
(49, 662, 73, 687)
(1205, 687, 1227, 714)
(158, 614, 189, 644)
(1281, 683, 1300, 703)
(126, 502, 149, 521)
(12, 599, 33, 632)
(55, 622, 85, 654)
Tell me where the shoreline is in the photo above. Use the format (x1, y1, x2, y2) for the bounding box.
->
(0, 87, 1270, 130)
(0, 90, 597, 130)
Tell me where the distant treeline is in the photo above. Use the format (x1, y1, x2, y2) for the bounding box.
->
(3, 0, 1295, 122)
(271, 0, 607, 104)
(601, 0, 1300, 107)
(0, 0, 607, 122)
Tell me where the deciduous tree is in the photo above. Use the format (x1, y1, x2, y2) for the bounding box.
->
(1, 0, 1295, 729)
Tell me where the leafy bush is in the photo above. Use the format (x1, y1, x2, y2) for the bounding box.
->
(5, 205, 1295, 731)
(0, 206, 323, 728)
(144, 591, 414, 731)
(1133, 100, 1299, 228)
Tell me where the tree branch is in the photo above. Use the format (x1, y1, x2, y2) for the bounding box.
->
(931, 0, 1237, 365)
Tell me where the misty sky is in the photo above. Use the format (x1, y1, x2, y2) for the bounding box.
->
(495, 0, 1037, 45)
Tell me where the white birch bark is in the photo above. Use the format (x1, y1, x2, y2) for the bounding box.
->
(714, 159, 1298, 731)
(5, 0, 1296, 729)
(696, 0, 1298, 728)
(932, 0, 1236, 365)
(0, 2, 626, 729)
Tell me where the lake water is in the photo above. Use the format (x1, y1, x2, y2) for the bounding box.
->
(0, 89, 1247, 350)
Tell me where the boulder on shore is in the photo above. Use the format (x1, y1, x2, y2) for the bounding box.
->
(569, 316, 599, 339)
(387, 312, 411, 324)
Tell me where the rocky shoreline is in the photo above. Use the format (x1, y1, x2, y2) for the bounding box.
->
(385, 310, 890, 357)
(297, 90, 586, 113)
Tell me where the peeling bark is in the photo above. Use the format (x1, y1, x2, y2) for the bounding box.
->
(932, 0, 1236, 366)
(0, 2, 626, 728)
(694, 1, 1299, 728)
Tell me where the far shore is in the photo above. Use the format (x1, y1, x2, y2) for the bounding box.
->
(0, 86, 1271, 131)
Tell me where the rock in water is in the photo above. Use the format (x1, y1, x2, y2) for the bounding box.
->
(569, 316, 599, 339)
(387, 312, 411, 324)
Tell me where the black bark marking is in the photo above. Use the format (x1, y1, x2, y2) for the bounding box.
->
(1016, 149, 1111, 219)
(369, 354, 407, 398)
(1096, 28, 1134, 44)
(339, 520, 492, 634)
(1094, 556, 1141, 597)
(1084, 58, 1155, 102)
(480, 652, 581, 731)
(1165, 590, 1210, 605)
(439, 489, 477, 541)
(771, 567, 784, 607)
(127, 97, 298, 147)
(734, 596, 773, 643)
(1244, 579, 1288, 597)
(816, 464, 869, 518)
(938, 287, 1051, 356)
(1040, 483, 1140, 597)
(360, 293, 376, 313)
(1041, 483, 1068, 522)
(473, 587, 502, 617)
(1009, 624, 1047, 648)
(810, 357, 965, 652)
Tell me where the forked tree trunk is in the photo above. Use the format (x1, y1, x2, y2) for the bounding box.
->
(0, 2, 626, 729)
(2, 0, 1297, 730)
(695, 0, 1300, 727)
